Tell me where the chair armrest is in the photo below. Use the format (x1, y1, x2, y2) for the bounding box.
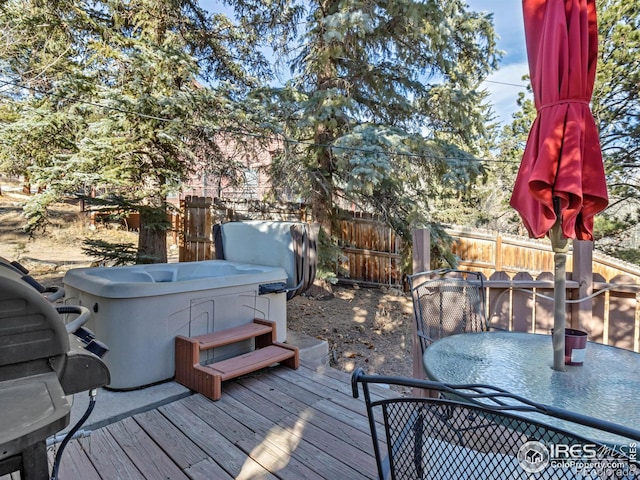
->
(488, 325, 507, 332)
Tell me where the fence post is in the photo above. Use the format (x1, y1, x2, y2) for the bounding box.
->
(411, 229, 430, 391)
(412, 228, 430, 273)
(495, 233, 503, 272)
(179, 196, 213, 262)
(572, 240, 594, 332)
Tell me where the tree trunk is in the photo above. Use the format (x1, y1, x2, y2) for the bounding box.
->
(137, 178, 168, 263)
(311, 0, 339, 234)
(312, 124, 335, 233)
(22, 174, 31, 195)
(138, 206, 168, 263)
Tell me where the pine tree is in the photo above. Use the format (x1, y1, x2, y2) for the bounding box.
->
(592, 0, 640, 206)
(0, 0, 267, 262)
(232, 0, 501, 243)
(497, 0, 640, 260)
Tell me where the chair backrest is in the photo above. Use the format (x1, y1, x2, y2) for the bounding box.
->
(408, 269, 486, 355)
(352, 369, 640, 480)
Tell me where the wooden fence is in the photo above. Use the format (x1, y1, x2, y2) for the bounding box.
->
(336, 214, 403, 287)
(179, 197, 640, 290)
(178, 199, 404, 285)
(412, 228, 640, 354)
(447, 227, 640, 284)
(334, 221, 640, 288)
(178, 196, 309, 262)
(179, 196, 213, 261)
(178, 198, 640, 357)
(482, 271, 640, 351)
(179, 199, 640, 351)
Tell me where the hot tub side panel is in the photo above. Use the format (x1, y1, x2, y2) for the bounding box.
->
(63, 284, 286, 390)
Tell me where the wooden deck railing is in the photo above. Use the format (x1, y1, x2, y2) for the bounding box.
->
(412, 229, 640, 354)
(484, 274, 640, 353)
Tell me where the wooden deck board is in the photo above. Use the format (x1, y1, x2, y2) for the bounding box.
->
(273, 364, 394, 407)
(41, 365, 385, 479)
(211, 385, 291, 440)
(235, 371, 377, 463)
(268, 366, 391, 445)
(206, 384, 330, 479)
(133, 409, 210, 470)
(228, 376, 375, 478)
(184, 457, 235, 480)
(221, 379, 373, 478)
(279, 410, 376, 476)
(47, 439, 102, 480)
(107, 417, 191, 479)
(158, 401, 270, 479)
(181, 393, 259, 444)
(180, 394, 318, 479)
(82, 428, 146, 479)
(235, 434, 325, 480)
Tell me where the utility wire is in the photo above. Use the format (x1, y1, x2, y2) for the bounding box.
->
(0, 76, 521, 165)
(484, 79, 529, 89)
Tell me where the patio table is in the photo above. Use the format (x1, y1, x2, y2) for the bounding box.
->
(422, 331, 640, 444)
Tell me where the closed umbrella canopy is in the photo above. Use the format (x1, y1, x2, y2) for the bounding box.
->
(510, 0, 608, 372)
(510, 0, 608, 241)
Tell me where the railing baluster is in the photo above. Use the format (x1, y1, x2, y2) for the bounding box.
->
(484, 279, 640, 352)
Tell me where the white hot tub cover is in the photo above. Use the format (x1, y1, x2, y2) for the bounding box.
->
(213, 221, 317, 300)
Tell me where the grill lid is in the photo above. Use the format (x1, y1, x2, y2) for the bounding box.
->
(0, 265, 69, 369)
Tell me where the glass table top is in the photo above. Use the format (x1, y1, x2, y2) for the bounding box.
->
(423, 331, 640, 443)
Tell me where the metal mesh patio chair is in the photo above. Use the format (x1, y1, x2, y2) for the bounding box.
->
(408, 269, 488, 356)
(352, 369, 640, 480)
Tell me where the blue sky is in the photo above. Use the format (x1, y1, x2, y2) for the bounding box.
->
(466, 0, 530, 125)
(201, 0, 530, 126)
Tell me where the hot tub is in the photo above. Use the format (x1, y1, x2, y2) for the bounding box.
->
(63, 260, 287, 390)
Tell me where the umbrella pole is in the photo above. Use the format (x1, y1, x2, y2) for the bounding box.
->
(550, 221, 568, 372)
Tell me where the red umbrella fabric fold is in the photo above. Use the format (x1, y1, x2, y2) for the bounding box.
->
(510, 0, 608, 241)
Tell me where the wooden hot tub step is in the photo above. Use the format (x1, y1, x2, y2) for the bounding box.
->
(175, 318, 299, 401)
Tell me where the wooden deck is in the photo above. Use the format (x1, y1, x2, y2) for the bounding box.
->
(43, 365, 390, 479)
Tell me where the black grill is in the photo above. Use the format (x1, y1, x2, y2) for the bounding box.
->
(0, 258, 110, 479)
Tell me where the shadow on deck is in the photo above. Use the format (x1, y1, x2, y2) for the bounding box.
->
(40, 365, 392, 480)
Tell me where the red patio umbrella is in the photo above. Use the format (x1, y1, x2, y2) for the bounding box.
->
(510, 0, 608, 371)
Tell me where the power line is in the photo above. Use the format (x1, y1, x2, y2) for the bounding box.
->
(0, 76, 520, 165)
(484, 79, 529, 89)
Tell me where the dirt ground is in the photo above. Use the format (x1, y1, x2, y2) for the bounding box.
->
(287, 284, 414, 378)
(0, 183, 414, 381)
